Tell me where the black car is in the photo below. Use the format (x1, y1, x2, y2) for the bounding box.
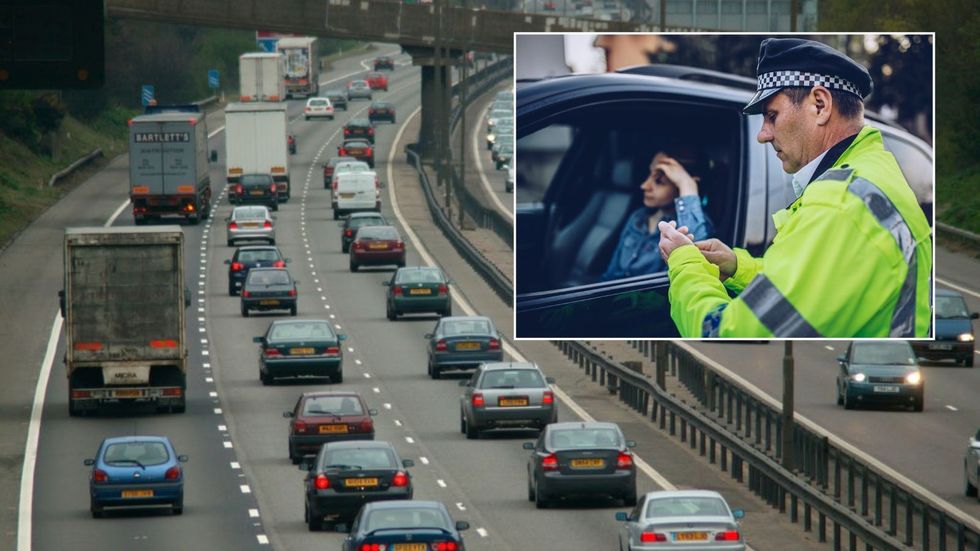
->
(524, 421, 637, 508)
(343, 118, 376, 144)
(240, 267, 298, 317)
(324, 88, 348, 111)
(254, 319, 346, 385)
(373, 56, 395, 71)
(301, 441, 414, 531)
(515, 66, 934, 338)
(231, 173, 279, 210)
(339, 212, 388, 253)
(225, 245, 289, 296)
(368, 101, 396, 124)
(342, 501, 469, 551)
(338, 139, 374, 168)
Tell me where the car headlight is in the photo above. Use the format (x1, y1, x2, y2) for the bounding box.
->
(957, 333, 974, 342)
(850, 373, 866, 383)
(905, 372, 922, 385)
(487, 134, 496, 142)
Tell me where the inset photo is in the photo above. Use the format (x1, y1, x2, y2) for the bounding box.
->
(514, 33, 934, 339)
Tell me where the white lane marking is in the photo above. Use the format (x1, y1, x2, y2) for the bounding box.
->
(208, 126, 225, 139)
(202, 362, 211, 368)
(231, 462, 241, 469)
(386, 106, 678, 492)
(240, 485, 251, 494)
(405, 436, 415, 444)
(17, 310, 62, 551)
(456, 502, 466, 511)
(198, 307, 205, 313)
(372, 387, 381, 393)
(471, 98, 513, 220)
(394, 420, 402, 427)
(205, 377, 214, 383)
(347, 347, 355, 352)
(824, 345, 834, 351)
(218, 424, 227, 431)
(209, 391, 218, 398)
(198, 327, 206, 333)
(476, 528, 488, 538)
(223, 441, 233, 449)
(419, 456, 429, 465)
(946, 405, 958, 411)
(202, 350, 210, 356)
(214, 408, 223, 414)
(257, 535, 269, 545)
(436, 479, 447, 488)
(363, 373, 372, 379)
(355, 359, 363, 365)
(937, 277, 980, 300)
(335, 324, 342, 330)
(383, 403, 392, 409)
(105, 199, 131, 227)
(198, 317, 206, 322)
(249, 509, 260, 518)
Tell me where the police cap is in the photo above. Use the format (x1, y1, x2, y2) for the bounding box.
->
(743, 38, 873, 115)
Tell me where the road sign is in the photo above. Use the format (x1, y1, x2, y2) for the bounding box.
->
(141, 85, 155, 106)
(257, 38, 278, 53)
(208, 69, 219, 89)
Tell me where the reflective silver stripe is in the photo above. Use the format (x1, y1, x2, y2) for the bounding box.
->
(815, 167, 854, 182)
(847, 177, 917, 337)
(740, 275, 822, 337)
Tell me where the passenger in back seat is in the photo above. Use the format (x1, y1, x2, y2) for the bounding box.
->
(601, 152, 714, 281)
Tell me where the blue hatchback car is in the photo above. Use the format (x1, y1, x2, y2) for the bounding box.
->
(84, 436, 188, 518)
(911, 288, 977, 366)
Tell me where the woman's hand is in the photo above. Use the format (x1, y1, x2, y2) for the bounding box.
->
(653, 155, 699, 197)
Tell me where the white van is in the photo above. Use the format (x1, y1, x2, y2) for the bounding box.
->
(334, 171, 380, 219)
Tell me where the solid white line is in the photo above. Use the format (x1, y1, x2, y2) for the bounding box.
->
(105, 199, 130, 227)
(471, 99, 513, 221)
(256, 535, 269, 545)
(824, 345, 835, 351)
(946, 405, 958, 411)
(937, 277, 980, 300)
(16, 311, 62, 551)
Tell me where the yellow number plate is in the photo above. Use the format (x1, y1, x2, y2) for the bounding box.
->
(290, 347, 315, 355)
(368, 243, 388, 249)
(115, 389, 141, 398)
(259, 299, 280, 306)
(121, 489, 154, 498)
(243, 222, 259, 228)
(340, 192, 355, 199)
(393, 544, 427, 551)
(455, 342, 480, 351)
(343, 477, 379, 487)
(570, 458, 604, 468)
(409, 288, 431, 295)
(676, 532, 708, 541)
(499, 397, 529, 407)
(249, 190, 265, 196)
(319, 424, 348, 434)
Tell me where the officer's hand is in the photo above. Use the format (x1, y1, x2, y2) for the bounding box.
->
(695, 239, 737, 280)
(658, 220, 695, 263)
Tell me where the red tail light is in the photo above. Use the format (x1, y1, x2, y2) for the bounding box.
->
(358, 544, 381, 551)
(640, 532, 667, 543)
(344, 128, 350, 135)
(264, 348, 281, 357)
(272, 260, 285, 268)
(235, 184, 243, 195)
(161, 387, 183, 397)
(332, 180, 339, 191)
(394, 240, 404, 250)
(293, 421, 307, 433)
(715, 531, 741, 541)
(165, 466, 182, 480)
(393, 286, 403, 296)
(263, 221, 272, 229)
(434, 543, 458, 551)
(542, 391, 554, 405)
(366, 147, 373, 156)
(375, 177, 381, 189)
(270, 183, 277, 193)
(92, 469, 108, 483)
(541, 453, 558, 471)
(230, 262, 244, 271)
(392, 471, 409, 487)
(488, 338, 500, 350)
(358, 419, 374, 433)
(438, 284, 448, 295)
(339, 148, 347, 156)
(287, 289, 297, 297)
(315, 474, 330, 490)
(617, 451, 634, 469)
(435, 339, 447, 352)
(368, 128, 374, 135)
(353, 242, 363, 251)
(321, 347, 338, 356)
(242, 290, 251, 298)
(344, 229, 353, 237)
(229, 222, 239, 230)
(471, 393, 485, 407)
(369, 109, 375, 115)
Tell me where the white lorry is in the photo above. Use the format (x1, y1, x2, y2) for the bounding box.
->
(225, 102, 291, 202)
(276, 36, 319, 98)
(239, 52, 286, 102)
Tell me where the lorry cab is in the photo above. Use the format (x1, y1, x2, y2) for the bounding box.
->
(333, 172, 381, 220)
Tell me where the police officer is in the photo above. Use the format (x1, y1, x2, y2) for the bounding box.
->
(658, 38, 932, 338)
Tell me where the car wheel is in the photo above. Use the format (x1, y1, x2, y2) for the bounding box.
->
(228, 284, 237, 296)
(260, 368, 271, 386)
(333, 210, 340, 220)
(342, 243, 349, 254)
(460, 412, 467, 434)
(387, 303, 397, 321)
(527, 476, 535, 502)
(90, 501, 104, 518)
(172, 498, 183, 515)
(534, 477, 549, 509)
(269, 238, 276, 245)
(308, 507, 324, 532)
(227, 239, 234, 247)
(431, 365, 441, 380)
(966, 464, 978, 497)
(271, 203, 278, 212)
(241, 304, 249, 317)
(441, 305, 452, 318)
(305, 116, 310, 121)
(967, 356, 975, 368)
(333, 369, 343, 384)
(623, 490, 637, 507)
(289, 443, 299, 465)
(836, 384, 843, 405)
(913, 396, 924, 412)
(290, 304, 298, 316)
(349, 260, 359, 272)
(397, 260, 406, 268)
(464, 417, 478, 439)
(842, 387, 854, 410)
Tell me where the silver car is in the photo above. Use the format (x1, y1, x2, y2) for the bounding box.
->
(226, 205, 276, 246)
(459, 362, 556, 439)
(966, 428, 980, 501)
(347, 80, 373, 101)
(615, 490, 746, 550)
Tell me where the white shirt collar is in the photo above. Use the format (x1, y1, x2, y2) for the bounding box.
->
(791, 149, 829, 193)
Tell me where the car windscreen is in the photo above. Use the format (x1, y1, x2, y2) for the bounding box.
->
(549, 427, 621, 449)
(936, 295, 969, 318)
(363, 508, 449, 531)
(103, 442, 170, 466)
(357, 227, 399, 240)
(324, 447, 396, 469)
(480, 369, 545, 389)
(238, 249, 279, 262)
(645, 497, 730, 519)
(234, 207, 267, 220)
(270, 322, 333, 341)
(303, 395, 363, 416)
(241, 174, 272, 186)
(247, 270, 291, 285)
(442, 319, 492, 336)
(851, 343, 916, 365)
(396, 269, 443, 284)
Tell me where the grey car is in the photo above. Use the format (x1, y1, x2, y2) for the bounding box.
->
(965, 428, 980, 502)
(615, 490, 746, 550)
(347, 80, 373, 101)
(426, 316, 504, 379)
(240, 267, 298, 317)
(460, 362, 557, 439)
(226, 205, 276, 247)
(836, 340, 924, 411)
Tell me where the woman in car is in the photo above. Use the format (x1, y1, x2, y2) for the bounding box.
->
(601, 152, 714, 281)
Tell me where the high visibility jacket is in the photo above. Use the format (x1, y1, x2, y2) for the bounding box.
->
(667, 125, 932, 338)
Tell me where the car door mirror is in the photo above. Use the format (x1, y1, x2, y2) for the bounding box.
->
(837, 354, 846, 363)
(224, 259, 231, 265)
(424, 333, 433, 339)
(338, 334, 347, 341)
(299, 457, 315, 471)
(614, 511, 629, 522)
(545, 377, 556, 384)
(732, 509, 745, 519)
(402, 459, 415, 468)
(282, 411, 294, 418)
(382, 281, 391, 286)
(252, 336, 264, 344)
(455, 521, 470, 531)
(336, 523, 349, 534)
(626, 440, 637, 449)
(522, 442, 535, 450)
(177, 455, 189, 463)
(368, 409, 378, 416)
(83, 458, 94, 466)
(458, 380, 469, 387)
(972, 312, 979, 320)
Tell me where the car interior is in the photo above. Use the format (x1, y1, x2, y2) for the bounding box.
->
(366, 509, 447, 531)
(238, 250, 279, 263)
(442, 320, 492, 335)
(550, 428, 621, 449)
(105, 442, 169, 466)
(326, 448, 394, 469)
(397, 268, 443, 284)
(304, 396, 363, 416)
(646, 497, 729, 518)
(270, 322, 330, 340)
(247, 270, 290, 286)
(517, 101, 741, 293)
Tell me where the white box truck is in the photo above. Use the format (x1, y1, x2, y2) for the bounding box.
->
(277, 36, 319, 98)
(225, 102, 291, 202)
(239, 52, 285, 102)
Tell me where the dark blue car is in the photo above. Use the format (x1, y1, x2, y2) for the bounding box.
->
(911, 288, 976, 366)
(84, 435, 187, 517)
(836, 341, 924, 411)
(342, 500, 469, 551)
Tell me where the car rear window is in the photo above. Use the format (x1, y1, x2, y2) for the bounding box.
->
(325, 448, 395, 469)
(358, 227, 399, 240)
(247, 270, 290, 285)
(238, 249, 279, 262)
(351, 81, 368, 88)
(309, 99, 328, 106)
(303, 396, 363, 416)
(270, 322, 333, 340)
(241, 174, 272, 186)
(364, 508, 449, 531)
(851, 343, 916, 365)
(350, 216, 385, 229)
(480, 369, 544, 389)
(645, 497, 729, 518)
(442, 319, 492, 335)
(396, 268, 444, 284)
(549, 427, 621, 449)
(936, 295, 969, 318)
(234, 207, 267, 220)
(104, 442, 169, 466)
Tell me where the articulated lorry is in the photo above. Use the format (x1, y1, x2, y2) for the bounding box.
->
(128, 111, 212, 224)
(60, 227, 188, 416)
(239, 52, 286, 102)
(225, 102, 291, 201)
(277, 36, 319, 98)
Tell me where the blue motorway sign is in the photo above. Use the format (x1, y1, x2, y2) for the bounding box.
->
(141, 85, 155, 106)
(208, 69, 219, 89)
(257, 38, 278, 53)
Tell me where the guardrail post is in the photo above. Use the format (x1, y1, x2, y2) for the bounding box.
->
(699, 431, 706, 456)
(849, 531, 857, 551)
(804, 501, 811, 531)
(669, 410, 676, 436)
(874, 475, 882, 526)
(791, 491, 798, 521)
(861, 466, 869, 516)
(745, 397, 753, 438)
(847, 459, 855, 508)
(680, 418, 687, 443)
(720, 444, 727, 471)
(834, 521, 842, 551)
(889, 485, 897, 536)
(709, 438, 716, 464)
(906, 496, 914, 546)
(922, 506, 930, 550)
(819, 511, 827, 542)
(938, 514, 947, 551)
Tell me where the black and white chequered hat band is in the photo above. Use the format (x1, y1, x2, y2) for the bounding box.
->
(757, 71, 861, 96)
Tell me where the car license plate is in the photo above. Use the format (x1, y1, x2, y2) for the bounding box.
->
(350, 148, 364, 155)
(499, 397, 529, 407)
(409, 288, 431, 295)
(249, 190, 264, 196)
(115, 389, 141, 398)
(929, 343, 953, 350)
(873, 385, 900, 393)
(368, 243, 388, 249)
(675, 532, 708, 541)
(290, 347, 315, 355)
(393, 544, 427, 551)
(319, 424, 348, 434)
(570, 458, 604, 468)
(260, 299, 280, 306)
(343, 477, 379, 487)
(455, 342, 480, 351)
(243, 222, 259, 228)
(340, 192, 355, 199)
(121, 489, 154, 498)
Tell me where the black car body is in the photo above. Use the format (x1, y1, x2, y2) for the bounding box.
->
(524, 421, 637, 508)
(342, 501, 469, 551)
(426, 316, 503, 378)
(324, 88, 348, 111)
(231, 173, 279, 210)
(339, 212, 388, 253)
(369, 101, 396, 123)
(384, 266, 452, 320)
(302, 441, 414, 530)
(373, 56, 395, 71)
(343, 118, 376, 144)
(240, 267, 298, 317)
(338, 139, 374, 168)
(254, 319, 345, 385)
(515, 66, 934, 338)
(225, 245, 288, 296)
(910, 288, 977, 366)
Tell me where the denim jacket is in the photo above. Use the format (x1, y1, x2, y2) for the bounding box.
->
(601, 195, 714, 281)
